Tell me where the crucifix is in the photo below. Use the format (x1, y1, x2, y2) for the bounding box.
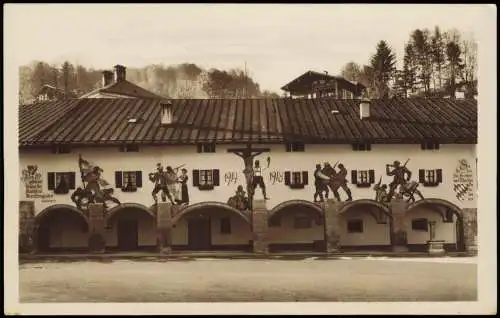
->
(227, 143, 271, 203)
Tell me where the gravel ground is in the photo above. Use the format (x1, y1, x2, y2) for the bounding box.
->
(19, 257, 477, 302)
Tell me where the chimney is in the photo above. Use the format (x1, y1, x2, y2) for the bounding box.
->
(102, 70, 113, 87)
(359, 98, 371, 119)
(160, 100, 173, 125)
(114, 64, 126, 83)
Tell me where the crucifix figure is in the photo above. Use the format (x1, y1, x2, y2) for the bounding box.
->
(227, 144, 271, 203)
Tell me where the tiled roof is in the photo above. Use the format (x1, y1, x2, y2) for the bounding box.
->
(79, 80, 164, 99)
(18, 97, 477, 147)
(281, 70, 365, 93)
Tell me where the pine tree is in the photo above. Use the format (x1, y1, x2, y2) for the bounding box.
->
(369, 40, 396, 99)
(431, 26, 446, 91)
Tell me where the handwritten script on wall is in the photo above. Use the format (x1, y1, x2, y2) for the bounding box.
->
(22, 165, 55, 203)
(269, 171, 284, 185)
(452, 159, 474, 201)
(224, 171, 238, 186)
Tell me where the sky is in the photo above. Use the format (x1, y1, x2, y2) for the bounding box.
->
(5, 4, 491, 92)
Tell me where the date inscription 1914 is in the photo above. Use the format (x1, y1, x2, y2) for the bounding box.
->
(224, 171, 238, 185)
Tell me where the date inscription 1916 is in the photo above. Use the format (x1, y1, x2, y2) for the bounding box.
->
(269, 171, 284, 185)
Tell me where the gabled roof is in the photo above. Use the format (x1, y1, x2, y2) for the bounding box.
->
(281, 70, 365, 93)
(18, 97, 477, 147)
(79, 80, 164, 99)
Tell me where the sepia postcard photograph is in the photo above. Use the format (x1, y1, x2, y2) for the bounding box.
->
(3, 3, 497, 315)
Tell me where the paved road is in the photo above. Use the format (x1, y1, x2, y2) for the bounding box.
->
(19, 257, 477, 302)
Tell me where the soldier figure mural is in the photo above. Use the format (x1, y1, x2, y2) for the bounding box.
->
(227, 185, 250, 211)
(71, 154, 121, 210)
(149, 163, 175, 204)
(317, 162, 353, 202)
(385, 159, 424, 202)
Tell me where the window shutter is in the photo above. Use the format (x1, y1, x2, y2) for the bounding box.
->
(136, 171, 142, 187)
(284, 171, 291, 185)
(302, 171, 308, 185)
(47, 172, 55, 190)
(69, 172, 76, 189)
(115, 171, 123, 188)
(351, 170, 357, 184)
(419, 169, 425, 183)
(193, 170, 200, 187)
(369, 170, 375, 183)
(213, 169, 220, 186)
(436, 169, 442, 183)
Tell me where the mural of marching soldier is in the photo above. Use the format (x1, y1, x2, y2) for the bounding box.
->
(71, 154, 121, 210)
(385, 159, 424, 202)
(252, 159, 270, 200)
(313, 164, 330, 202)
(373, 177, 388, 203)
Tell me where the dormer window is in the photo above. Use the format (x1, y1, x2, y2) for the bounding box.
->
(160, 101, 173, 125)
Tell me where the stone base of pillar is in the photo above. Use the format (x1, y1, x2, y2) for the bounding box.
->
(252, 199, 268, 254)
(427, 240, 445, 256)
(324, 200, 340, 253)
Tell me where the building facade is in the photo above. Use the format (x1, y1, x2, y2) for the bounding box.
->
(18, 97, 478, 254)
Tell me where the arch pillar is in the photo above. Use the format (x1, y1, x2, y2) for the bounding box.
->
(252, 199, 269, 254)
(155, 202, 174, 253)
(390, 198, 409, 252)
(462, 208, 478, 255)
(19, 201, 36, 253)
(324, 199, 341, 253)
(88, 203, 106, 253)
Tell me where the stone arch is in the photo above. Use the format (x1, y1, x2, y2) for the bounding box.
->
(406, 198, 463, 221)
(35, 204, 89, 225)
(171, 201, 251, 225)
(105, 203, 156, 225)
(268, 200, 324, 220)
(338, 199, 391, 223)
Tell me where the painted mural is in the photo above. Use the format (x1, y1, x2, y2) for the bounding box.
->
(21, 165, 55, 203)
(383, 159, 424, 203)
(452, 159, 474, 201)
(149, 163, 188, 205)
(70, 155, 121, 211)
(227, 144, 271, 202)
(227, 185, 250, 211)
(312, 162, 352, 202)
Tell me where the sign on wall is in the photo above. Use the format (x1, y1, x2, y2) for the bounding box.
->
(21, 165, 55, 203)
(452, 159, 474, 201)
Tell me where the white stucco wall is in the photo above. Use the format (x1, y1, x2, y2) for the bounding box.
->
(338, 207, 391, 246)
(267, 213, 324, 244)
(19, 143, 477, 217)
(405, 207, 457, 245)
(103, 211, 157, 247)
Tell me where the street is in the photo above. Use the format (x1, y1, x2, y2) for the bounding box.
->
(19, 257, 477, 302)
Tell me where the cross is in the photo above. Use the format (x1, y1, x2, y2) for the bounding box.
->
(227, 144, 271, 202)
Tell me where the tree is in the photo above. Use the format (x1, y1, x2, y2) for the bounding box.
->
(260, 90, 280, 98)
(431, 26, 446, 90)
(461, 34, 478, 99)
(445, 41, 463, 99)
(369, 40, 396, 99)
(340, 62, 362, 82)
(410, 29, 433, 95)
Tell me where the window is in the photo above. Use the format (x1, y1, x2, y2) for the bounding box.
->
(285, 142, 305, 152)
(351, 169, 375, 187)
(115, 171, 142, 192)
(421, 140, 440, 150)
(418, 169, 442, 186)
(51, 145, 71, 154)
(352, 142, 372, 151)
(347, 219, 363, 233)
(193, 169, 220, 190)
(196, 143, 216, 153)
(48, 172, 76, 194)
(412, 218, 429, 231)
(119, 144, 140, 152)
(220, 217, 231, 234)
(294, 215, 312, 229)
(284, 171, 308, 189)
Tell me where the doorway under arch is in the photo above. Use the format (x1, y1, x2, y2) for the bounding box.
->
(34, 204, 90, 253)
(405, 198, 465, 252)
(267, 200, 325, 252)
(171, 202, 252, 252)
(338, 199, 392, 251)
(105, 204, 156, 252)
